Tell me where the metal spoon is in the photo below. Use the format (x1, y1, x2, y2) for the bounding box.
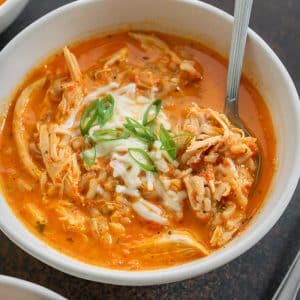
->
(272, 250, 300, 300)
(225, 0, 261, 179)
(226, 2, 300, 298)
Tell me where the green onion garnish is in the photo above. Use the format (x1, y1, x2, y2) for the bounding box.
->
(124, 117, 157, 145)
(142, 99, 162, 126)
(80, 94, 115, 136)
(174, 133, 194, 150)
(159, 124, 177, 160)
(92, 129, 130, 142)
(128, 148, 157, 172)
(97, 94, 114, 126)
(80, 100, 99, 135)
(82, 147, 96, 167)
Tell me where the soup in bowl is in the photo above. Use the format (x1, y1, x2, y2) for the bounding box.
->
(0, 31, 275, 270)
(0, 0, 299, 285)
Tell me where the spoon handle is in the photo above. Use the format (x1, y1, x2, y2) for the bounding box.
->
(272, 250, 300, 300)
(225, 0, 253, 118)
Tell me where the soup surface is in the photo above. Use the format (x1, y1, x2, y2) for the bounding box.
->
(0, 32, 276, 270)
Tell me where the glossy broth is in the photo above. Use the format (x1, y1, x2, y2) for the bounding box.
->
(0, 32, 276, 270)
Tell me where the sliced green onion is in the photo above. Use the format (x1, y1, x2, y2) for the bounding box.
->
(82, 147, 96, 167)
(97, 94, 115, 126)
(92, 129, 130, 142)
(142, 99, 162, 126)
(128, 148, 157, 172)
(159, 124, 177, 160)
(124, 117, 157, 145)
(80, 94, 115, 136)
(80, 100, 99, 135)
(174, 133, 194, 149)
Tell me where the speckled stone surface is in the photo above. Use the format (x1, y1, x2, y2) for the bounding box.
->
(0, 1, 300, 299)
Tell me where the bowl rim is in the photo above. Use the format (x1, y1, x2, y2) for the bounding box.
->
(0, 0, 28, 14)
(0, 0, 14, 10)
(0, 0, 299, 286)
(0, 275, 66, 299)
(0, 0, 29, 35)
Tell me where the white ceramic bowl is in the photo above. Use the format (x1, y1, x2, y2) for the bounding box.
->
(0, 0, 299, 286)
(0, 0, 29, 34)
(0, 275, 66, 300)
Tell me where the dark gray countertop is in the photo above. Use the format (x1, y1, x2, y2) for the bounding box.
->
(0, 1, 299, 299)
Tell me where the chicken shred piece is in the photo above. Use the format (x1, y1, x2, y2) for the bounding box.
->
(57, 47, 84, 123)
(39, 124, 81, 201)
(63, 46, 82, 82)
(129, 32, 181, 64)
(13, 77, 46, 179)
(183, 175, 211, 221)
(104, 47, 128, 68)
(130, 230, 209, 257)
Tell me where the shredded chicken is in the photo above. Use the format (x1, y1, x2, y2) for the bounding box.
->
(184, 175, 211, 220)
(181, 103, 258, 246)
(13, 77, 46, 179)
(63, 46, 82, 83)
(57, 47, 84, 123)
(129, 32, 181, 64)
(130, 230, 209, 257)
(39, 124, 81, 202)
(104, 47, 128, 69)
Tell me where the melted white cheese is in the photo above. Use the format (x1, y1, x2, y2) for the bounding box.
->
(132, 199, 168, 225)
(77, 83, 185, 222)
(154, 178, 186, 218)
(84, 82, 119, 104)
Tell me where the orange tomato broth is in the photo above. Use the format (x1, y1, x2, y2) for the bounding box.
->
(0, 0, 6, 5)
(0, 32, 276, 270)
